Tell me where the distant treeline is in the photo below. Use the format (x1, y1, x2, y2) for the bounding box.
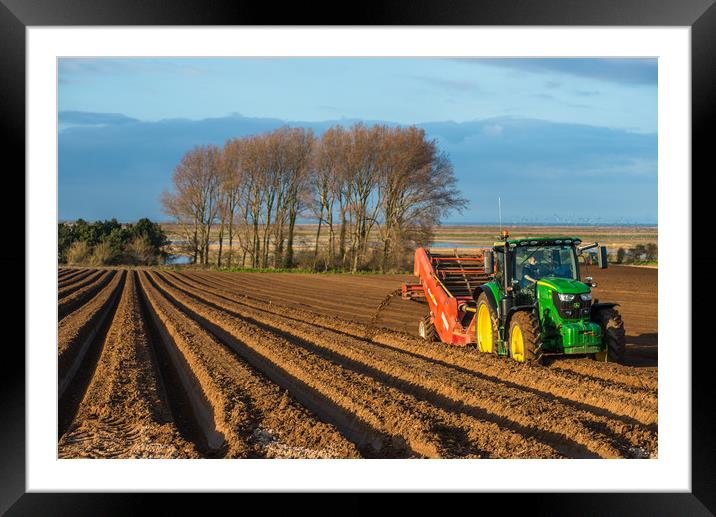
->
(615, 243, 658, 264)
(162, 123, 466, 272)
(58, 218, 168, 265)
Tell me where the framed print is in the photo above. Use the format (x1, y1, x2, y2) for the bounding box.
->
(2, 0, 710, 513)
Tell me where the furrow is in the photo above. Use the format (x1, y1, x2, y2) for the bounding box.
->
(549, 360, 658, 391)
(59, 272, 199, 458)
(58, 271, 126, 437)
(200, 271, 415, 322)
(58, 270, 116, 320)
(139, 271, 360, 459)
(58, 268, 88, 283)
(58, 270, 126, 402)
(58, 269, 98, 291)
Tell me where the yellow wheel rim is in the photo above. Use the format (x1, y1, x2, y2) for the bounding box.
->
(477, 304, 493, 353)
(511, 325, 525, 362)
(594, 350, 608, 362)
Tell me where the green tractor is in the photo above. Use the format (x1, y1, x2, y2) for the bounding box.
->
(475, 232, 626, 364)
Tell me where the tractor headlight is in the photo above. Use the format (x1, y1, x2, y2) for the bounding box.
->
(553, 291, 592, 319)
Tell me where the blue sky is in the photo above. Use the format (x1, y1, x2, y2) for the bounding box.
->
(58, 57, 657, 224)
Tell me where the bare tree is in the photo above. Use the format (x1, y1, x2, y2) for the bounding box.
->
(219, 138, 246, 267)
(380, 143, 466, 271)
(343, 124, 383, 272)
(200, 145, 222, 265)
(282, 127, 315, 268)
(239, 135, 269, 267)
(311, 127, 344, 268)
(377, 126, 434, 271)
(162, 145, 221, 265)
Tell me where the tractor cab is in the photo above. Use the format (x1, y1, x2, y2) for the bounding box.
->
(514, 244, 577, 289)
(493, 237, 586, 303)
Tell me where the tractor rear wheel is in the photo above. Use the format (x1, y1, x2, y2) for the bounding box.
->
(592, 307, 626, 363)
(508, 311, 542, 364)
(475, 293, 499, 354)
(418, 313, 437, 342)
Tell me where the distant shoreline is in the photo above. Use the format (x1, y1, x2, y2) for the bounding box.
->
(60, 220, 658, 228)
(157, 222, 658, 229)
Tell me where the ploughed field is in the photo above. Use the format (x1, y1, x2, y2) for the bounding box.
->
(57, 266, 658, 459)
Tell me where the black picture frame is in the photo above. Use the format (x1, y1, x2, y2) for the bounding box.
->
(2, 0, 708, 513)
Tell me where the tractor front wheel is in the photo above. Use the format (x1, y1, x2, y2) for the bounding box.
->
(418, 313, 437, 342)
(592, 307, 626, 363)
(508, 311, 542, 364)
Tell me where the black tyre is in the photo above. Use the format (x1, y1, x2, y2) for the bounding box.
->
(592, 307, 626, 363)
(418, 312, 438, 342)
(475, 293, 499, 354)
(508, 311, 542, 364)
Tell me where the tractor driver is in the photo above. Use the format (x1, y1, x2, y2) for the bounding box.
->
(522, 254, 541, 286)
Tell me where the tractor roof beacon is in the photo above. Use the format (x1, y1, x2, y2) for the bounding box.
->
(401, 230, 626, 365)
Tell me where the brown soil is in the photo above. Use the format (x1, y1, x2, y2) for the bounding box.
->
(166, 271, 656, 458)
(58, 270, 125, 402)
(190, 266, 657, 368)
(58, 270, 115, 321)
(58, 268, 87, 282)
(57, 265, 658, 459)
(138, 271, 360, 458)
(182, 272, 657, 416)
(58, 269, 94, 289)
(58, 270, 104, 299)
(59, 272, 198, 458)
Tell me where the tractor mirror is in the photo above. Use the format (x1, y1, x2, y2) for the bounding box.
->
(597, 246, 609, 269)
(484, 251, 494, 275)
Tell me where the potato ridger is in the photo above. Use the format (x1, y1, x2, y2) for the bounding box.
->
(401, 231, 626, 364)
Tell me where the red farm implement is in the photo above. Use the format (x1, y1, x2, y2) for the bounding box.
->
(402, 247, 491, 346)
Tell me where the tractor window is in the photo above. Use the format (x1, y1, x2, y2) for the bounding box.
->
(494, 248, 504, 284)
(514, 245, 577, 287)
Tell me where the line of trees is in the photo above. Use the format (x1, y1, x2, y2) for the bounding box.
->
(58, 218, 168, 265)
(615, 243, 658, 264)
(162, 123, 466, 272)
